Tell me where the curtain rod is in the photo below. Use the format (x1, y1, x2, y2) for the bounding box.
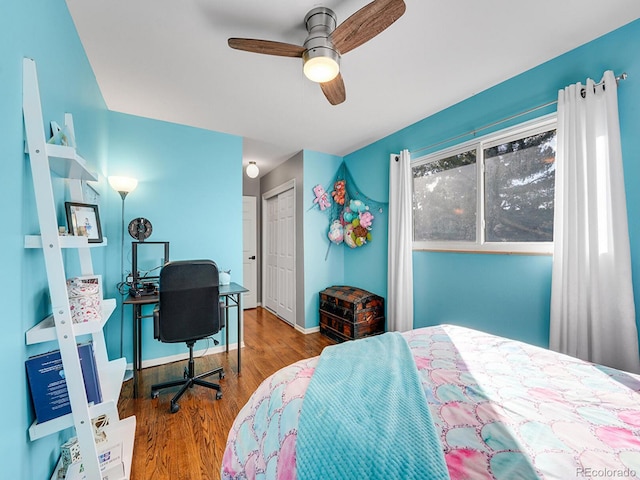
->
(411, 72, 627, 156)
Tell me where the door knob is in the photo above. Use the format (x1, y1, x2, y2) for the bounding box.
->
(249, 255, 256, 260)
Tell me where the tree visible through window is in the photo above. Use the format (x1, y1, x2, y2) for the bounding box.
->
(484, 130, 556, 242)
(412, 118, 556, 253)
(413, 149, 477, 242)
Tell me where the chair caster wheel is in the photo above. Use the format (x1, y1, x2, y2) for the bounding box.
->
(216, 391, 223, 400)
(151, 391, 159, 399)
(219, 371, 225, 380)
(170, 403, 180, 414)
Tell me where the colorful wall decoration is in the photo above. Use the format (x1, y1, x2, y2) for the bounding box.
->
(312, 162, 387, 256)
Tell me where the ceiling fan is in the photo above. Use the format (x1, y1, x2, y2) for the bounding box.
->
(227, 0, 406, 105)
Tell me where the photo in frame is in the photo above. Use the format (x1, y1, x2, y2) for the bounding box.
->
(65, 202, 103, 243)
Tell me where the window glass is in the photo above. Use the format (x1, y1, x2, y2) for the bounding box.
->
(413, 150, 477, 241)
(484, 130, 556, 242)
(411, 116, 556, 253)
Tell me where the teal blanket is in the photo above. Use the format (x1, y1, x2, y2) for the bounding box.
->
(296, 332, 450, 480)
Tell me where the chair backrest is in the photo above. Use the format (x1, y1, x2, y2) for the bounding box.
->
(156, 260, 221, 344)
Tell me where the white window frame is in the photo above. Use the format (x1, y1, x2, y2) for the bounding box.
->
(412, 114, 557, 255)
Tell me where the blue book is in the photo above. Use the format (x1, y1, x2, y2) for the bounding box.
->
(25, 342, 102, 424)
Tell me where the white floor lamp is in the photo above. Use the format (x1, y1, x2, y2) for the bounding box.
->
(108, 176, 138, 378)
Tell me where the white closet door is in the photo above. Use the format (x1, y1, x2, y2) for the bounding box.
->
(276, 188, 295, 325)
(264, 195, 279, 313)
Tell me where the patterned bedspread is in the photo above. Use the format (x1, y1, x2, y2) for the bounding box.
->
(222, 325, 640, 479)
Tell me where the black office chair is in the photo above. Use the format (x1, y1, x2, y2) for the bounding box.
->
(150, 260, 225, 413)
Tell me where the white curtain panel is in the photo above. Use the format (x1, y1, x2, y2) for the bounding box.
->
(550, 71, 640, 373)
(387, 150, 414, 332)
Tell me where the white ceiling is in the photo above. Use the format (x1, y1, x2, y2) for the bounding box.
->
(65, 0, 640, 177)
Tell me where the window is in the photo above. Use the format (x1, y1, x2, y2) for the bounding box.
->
(412, 116, 556, 253)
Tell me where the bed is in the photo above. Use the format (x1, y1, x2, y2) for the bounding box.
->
(221, 324, 640, 479)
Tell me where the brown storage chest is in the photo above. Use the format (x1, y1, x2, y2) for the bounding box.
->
(319, 285, 385, 343)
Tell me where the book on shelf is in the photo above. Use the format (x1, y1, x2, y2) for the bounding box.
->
(25, 342, 102, 424)
(56, 435, 123, 480)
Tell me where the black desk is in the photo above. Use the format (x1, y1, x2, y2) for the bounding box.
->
(124, 282, 248, 398)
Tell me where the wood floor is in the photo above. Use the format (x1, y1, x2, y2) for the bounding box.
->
(117, 307, 335, 480)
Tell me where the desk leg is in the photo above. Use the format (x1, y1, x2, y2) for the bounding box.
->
(237, 293, 243, 373)
(133, 304, 140, 399)
(225, 295, 229, 355)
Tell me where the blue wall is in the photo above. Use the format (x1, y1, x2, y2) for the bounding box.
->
(3, 2, 243, 478)
(303, 150, 345, 329)
(342, 18, 640, 348)
(106, 112, 243, 362)
(4, 1, 109, 478)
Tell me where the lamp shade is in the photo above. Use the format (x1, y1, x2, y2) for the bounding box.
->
(246, 162, 259, 179)
(303, 53, 339, 83)
(108, 176, 138, 194)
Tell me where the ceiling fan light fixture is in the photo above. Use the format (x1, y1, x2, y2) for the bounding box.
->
(228, 2, 406, 104)
(303, 48, 340, 83)
(246, 161, 259, 178)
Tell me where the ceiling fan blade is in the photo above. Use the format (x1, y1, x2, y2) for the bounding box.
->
(320, 73, 346, 105)
(331, 0, 406, 55)
(228, 38, 305, 58)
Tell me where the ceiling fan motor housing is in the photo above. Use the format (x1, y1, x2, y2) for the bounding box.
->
(304, 7, 337, 33)
(303, 7, 340, 79)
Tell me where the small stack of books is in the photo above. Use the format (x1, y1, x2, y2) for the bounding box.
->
(25, 342, 101, 424)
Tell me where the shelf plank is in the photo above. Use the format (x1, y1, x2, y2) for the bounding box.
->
(26, 298, 116, 345)
(24, 235, 108, 249)
(101, 358, 126, 404)
(28, 398, 121, 443)
(109, 415, 136, 480)
(45, 143, 97, 181)
(29, 412, 74, 441)
(27, 407, 117, 443)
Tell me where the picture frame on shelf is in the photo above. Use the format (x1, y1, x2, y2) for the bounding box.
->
(65, 202, 103, 243)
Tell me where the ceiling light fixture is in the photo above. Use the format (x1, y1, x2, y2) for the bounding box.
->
(246, 161, 259, 178)
(303, 49, 340, 83)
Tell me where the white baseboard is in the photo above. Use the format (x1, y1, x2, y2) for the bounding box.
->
(295, 324, 320, 335)
(127, 342, 245, 370)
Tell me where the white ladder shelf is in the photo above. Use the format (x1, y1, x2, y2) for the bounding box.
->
(22, 57, 135, 480)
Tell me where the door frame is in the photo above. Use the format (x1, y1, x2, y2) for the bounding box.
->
(242, 195, 257, 309)
(262, 179, 296, 325)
